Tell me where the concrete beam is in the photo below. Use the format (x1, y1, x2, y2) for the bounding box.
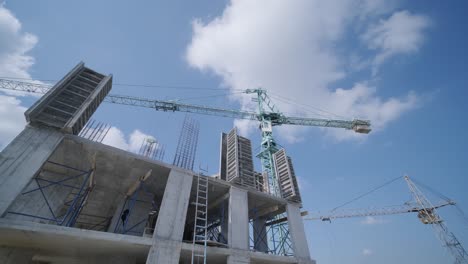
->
(227, 252, 250, 264)
(0, 247, 34, 264)
(286, 203, 313, 263)
(228, 186, 249, 250)
(0, 126, 63, 216)
(146, 169, 192, 264)
(146, 240, 182, 264)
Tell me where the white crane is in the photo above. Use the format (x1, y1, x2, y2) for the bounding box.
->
(304, 175, 468, 264)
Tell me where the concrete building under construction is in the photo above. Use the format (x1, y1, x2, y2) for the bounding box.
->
(0, 63, 314, 264)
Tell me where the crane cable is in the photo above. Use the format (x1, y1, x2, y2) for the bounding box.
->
(268, 91, 349, 120)
(331, 176, 403, 212)
(412, 178, 468, 227)
(0, 76, 245, 91)
(0, 78, 245, 104)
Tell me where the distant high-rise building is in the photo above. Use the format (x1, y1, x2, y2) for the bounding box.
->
(254, 171, 268, 193)
(219, 128, 257, 189)
(273, 148, 302, 203)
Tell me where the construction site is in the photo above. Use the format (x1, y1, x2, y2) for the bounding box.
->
(0, 56, 467, 264)
(2, 1, 468, 263)
(0, 51, 467, 264)
(1, 62, 362, 264)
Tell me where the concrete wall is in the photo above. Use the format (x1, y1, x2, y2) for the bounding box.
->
(0, 126, 63, 216)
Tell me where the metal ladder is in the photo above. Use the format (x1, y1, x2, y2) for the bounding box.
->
(191, 174, 208, 264)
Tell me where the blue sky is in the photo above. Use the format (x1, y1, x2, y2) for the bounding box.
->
(0, 1, 467, 263)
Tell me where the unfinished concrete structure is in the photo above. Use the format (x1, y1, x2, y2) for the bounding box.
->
(0, 63, 315, 264)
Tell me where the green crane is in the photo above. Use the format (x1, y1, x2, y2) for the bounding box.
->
(0, 79, 371, 197)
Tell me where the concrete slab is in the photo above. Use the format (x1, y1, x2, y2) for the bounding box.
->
(0, 218, 151, 262)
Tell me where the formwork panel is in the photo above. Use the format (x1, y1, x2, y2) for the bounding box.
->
(24, 62, 112, 135)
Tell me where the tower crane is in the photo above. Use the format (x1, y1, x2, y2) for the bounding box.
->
(304, 175, 468, 264)
(0, 78, 370, 197)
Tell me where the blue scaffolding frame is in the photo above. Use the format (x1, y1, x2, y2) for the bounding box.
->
(7, 160, 94, 227)
(268, 212, 293, 256)
(113, 181, 158, 236)
(249, 207, 269, 253)
(249, 208, 293, 256)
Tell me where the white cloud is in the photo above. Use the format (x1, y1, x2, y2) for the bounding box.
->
(186, 0, 429, 142)
(0, 5, 41, 149)
(361, 216, 387, 225)
(0, 4, 38, 79)
(297, 175, 312, 192)
(102, 127, 156, 154)
(0, 95, 26, 149)
(362, 10, 431, 74)
(363, 248, 373, 256)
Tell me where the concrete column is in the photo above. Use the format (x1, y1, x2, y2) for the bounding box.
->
(286, 203, 313, 262)
(253, 217, 268, 253)
(220, 199, 229, 244)
(0, 126, 63, 216)
(228, 186, 249, 250)
(146, 169, 192, 264)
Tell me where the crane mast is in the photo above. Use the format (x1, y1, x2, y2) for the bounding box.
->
(246, 88, 282, 196)
(404, 176, 468, 264)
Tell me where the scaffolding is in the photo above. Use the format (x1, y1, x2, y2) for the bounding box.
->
(249, 208, 293, 256)
(173, 115, 199, 171)
(6, 160, 96, 228)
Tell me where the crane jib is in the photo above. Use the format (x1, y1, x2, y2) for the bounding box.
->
(0, 78, 372, 132)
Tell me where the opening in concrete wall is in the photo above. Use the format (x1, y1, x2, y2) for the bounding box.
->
(182, 175, 230, 248)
